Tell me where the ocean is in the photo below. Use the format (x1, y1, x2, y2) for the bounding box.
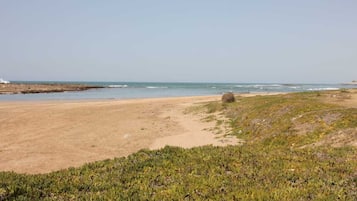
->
(0, 81, 356, 101)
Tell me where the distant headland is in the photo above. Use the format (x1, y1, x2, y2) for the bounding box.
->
(0, 83, 103, 95)
(343, 80, 357, 85)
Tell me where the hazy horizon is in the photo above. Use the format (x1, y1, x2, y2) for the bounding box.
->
(4, 80, 354, 85)
(1, 1, 356, 83)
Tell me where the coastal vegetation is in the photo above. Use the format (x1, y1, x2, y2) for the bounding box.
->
(0, 90, 356, 200)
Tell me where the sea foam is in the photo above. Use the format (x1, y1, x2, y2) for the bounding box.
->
(108, 85, 128, 88)
(308, 88, 339, 91)
(146, 86, 168, 89)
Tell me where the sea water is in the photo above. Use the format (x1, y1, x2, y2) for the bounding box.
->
(0, 81, 355, 101)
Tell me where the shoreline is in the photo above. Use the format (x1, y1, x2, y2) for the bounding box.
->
(1, 82, 354, 102)
(0, 91, 287, 103)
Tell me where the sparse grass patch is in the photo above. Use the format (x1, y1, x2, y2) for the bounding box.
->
(201, 114, 215, 122)
(205, 101, 224, 113)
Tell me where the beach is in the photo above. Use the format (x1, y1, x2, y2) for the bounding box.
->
(0, 96, 241, 174)
(1, 90, 356, 199)
(1, 90, 355, 174)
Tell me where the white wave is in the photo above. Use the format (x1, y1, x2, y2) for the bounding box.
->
(108, 85, 128, 88)
(146, 86, 168, 89)
(270, 84, 283, 87)
(235, 84, 282, 88)
(235, 85, 251, 88)
(308, 88, 339, 91)
(253, 84, 282, 87)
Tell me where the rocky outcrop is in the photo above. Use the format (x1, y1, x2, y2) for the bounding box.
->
(0, 83, 103, 95)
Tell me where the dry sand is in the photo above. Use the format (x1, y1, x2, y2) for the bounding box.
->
(0, 96, 240, 174)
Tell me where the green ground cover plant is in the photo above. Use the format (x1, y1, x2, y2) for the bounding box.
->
(1, 90, 356, 200)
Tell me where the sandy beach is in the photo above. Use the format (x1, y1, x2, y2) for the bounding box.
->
(1, 90, 355, 174)
(0, 96, 241, 174)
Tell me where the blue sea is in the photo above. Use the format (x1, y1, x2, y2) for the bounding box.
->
(0, 81, 356, 101)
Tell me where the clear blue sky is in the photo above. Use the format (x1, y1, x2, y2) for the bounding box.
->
(1, 1, 356, 83)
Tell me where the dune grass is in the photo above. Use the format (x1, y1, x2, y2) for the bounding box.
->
(0, 90, 356, 200)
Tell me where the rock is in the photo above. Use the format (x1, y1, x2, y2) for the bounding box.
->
(222, 92, 235, 103)
(0, 83, 104, 95)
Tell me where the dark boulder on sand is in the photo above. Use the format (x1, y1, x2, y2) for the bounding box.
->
(222, 92, 235, 103)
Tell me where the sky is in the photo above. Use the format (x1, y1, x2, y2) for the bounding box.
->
(0, 1, 356, 83)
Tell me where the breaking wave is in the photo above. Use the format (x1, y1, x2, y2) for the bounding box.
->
(146, 86, 168, 89)
(308, 88, 339, 91)
(108, 85, 128, 88)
